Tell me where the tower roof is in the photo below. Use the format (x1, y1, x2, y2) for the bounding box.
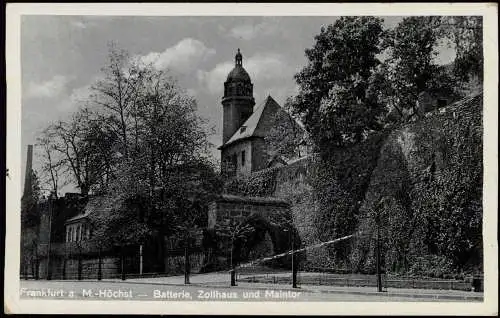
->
(219, 95, 282, 149)
(226, 48, 251, 83)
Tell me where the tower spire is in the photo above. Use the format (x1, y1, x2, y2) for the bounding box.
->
(235, 48, 242, 66)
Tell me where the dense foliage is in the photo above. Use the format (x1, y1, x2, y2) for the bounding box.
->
(223, 166, 280, 197)
(311, 132, 388, 265)
(292, 17, 386, 152)
(280, 16, 484, 276)
(440, 16, 483, 82)
(379, 17, 459, 121)
(291, 16, 482, 154)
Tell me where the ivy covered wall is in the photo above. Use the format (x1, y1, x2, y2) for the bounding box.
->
(222, 93, 483, 276)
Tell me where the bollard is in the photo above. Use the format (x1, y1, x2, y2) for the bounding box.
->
(230, 269, 236, 286)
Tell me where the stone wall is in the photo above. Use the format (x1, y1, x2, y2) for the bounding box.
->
(37, 256, 120, 280)
(208, 194, 290, 229)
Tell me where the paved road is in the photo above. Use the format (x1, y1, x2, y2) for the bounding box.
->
(19, 280, 459, 302)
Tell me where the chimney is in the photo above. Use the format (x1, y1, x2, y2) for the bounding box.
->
(23, 144, 33, 198)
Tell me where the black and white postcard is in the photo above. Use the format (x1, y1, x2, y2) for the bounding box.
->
(4, 2, 498, 315)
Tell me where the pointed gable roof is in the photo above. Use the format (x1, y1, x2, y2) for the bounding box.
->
(220, 95, 282, 149)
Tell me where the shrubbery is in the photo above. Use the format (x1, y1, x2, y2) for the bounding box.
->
(223, 166, 281, 197)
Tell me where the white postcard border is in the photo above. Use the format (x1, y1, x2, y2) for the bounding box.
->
(5, 2, 498, 315)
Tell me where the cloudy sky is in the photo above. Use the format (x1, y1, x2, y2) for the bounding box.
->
(21, 15, 455, 193)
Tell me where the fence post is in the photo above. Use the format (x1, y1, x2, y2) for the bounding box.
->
(77, 251, 82, 281)
(139, 245, 143, 276)
(98, 246, 102, 281)
(290, 232, 295, 288)
(121, 245, 125, 281)
(62, 255, 66, 280)
(34, 258, 39, 280)
(184, 244, 191, 285)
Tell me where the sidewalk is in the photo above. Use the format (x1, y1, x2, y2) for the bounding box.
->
(103, 273, 484, 301)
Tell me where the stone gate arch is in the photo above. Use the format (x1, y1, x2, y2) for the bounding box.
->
(205, 194, 302, 270)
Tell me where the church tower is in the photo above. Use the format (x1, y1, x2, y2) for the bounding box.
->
(221, 49, 255, 144)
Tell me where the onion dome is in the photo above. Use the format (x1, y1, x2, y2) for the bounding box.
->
(226, 48, 251, 83)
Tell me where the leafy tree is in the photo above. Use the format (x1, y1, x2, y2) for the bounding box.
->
(87, 194, 151, 250)
(89, 43, 146, 159)
(37, 128, 68, 194)
(438, 16, 483, 82)
(80, 48, 220, 270)
(42, 108, 117, 195)
(292, 17, 386, 152)
(380, 17, 457, 121)
(214, 221, 255, 267)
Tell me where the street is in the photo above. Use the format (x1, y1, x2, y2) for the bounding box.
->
(19, 280, 461, 302)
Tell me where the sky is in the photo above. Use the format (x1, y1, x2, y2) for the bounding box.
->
(20, 15, 455, 194)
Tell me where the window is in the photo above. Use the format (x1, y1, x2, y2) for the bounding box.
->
(241, 150, 246, 166)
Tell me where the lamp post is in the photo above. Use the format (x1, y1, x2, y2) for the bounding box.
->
(139, 244, 143, 276)
(121, 244, 125, 281)
(292, 231, 297, 289)
(284, 227, 297, 288)
(184, 237, 190, 285)
(230, 227, 237, 286)
(375, 197, 386, 293)
(376, 215, 382, 292)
